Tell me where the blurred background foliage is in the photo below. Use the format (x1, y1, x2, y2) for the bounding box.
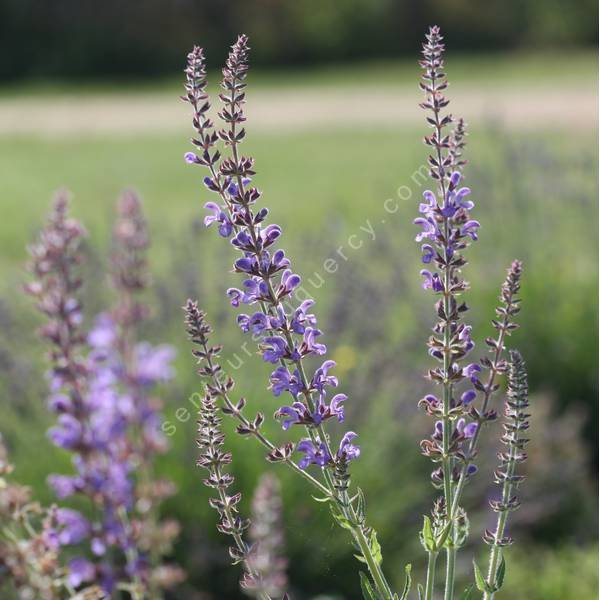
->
(0, 0, 597, 598)
(0, 0, 597, 80)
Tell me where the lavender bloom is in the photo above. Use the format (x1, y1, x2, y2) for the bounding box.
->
(182, 35, 358, 470)
(26, 195, 182, 598)
(416, 27, 526, 600)
(182, 37, 393, 599)
(109, 191, 184, 593)
(247, 474, 288, 599)
(417, 28, 480, 529)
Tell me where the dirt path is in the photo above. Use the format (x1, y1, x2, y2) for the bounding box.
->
(0, 84, 596, 137)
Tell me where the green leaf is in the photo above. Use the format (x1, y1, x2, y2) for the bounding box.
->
(399, 564, 412, 600)
(359, 571, 378, 600)
(329, 506, 355, 531)
(420, 515, 436, 552)
(311, 494, 333, 503)
(435, 519, 453, 550)
(354, 553, 368, 564)
(356, 487, 366, 521)
(370, 530, 383, 565)
(473, 559, 493, 593)
(459, 585, 474, 600)
(417, 583, 425, 600)
(495, 555, 506, 590)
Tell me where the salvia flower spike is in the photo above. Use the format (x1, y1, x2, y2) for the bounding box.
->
(480, 350, 530, 599)
(26, 194, 182, 598)
(183, 36, 394, 599)
(449, 260, 523, 520)
(195, 387, 271, 599)
(417, 24, 481, 600)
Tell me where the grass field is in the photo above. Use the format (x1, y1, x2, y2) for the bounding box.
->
(0, 52, 597, 598)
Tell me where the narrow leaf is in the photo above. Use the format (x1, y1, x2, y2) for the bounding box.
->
(495, 555, 506, 590)
(311, 494, 333, 503)
(459, 585, 474, 600)
(399, 564, 412, 600)
(435, 519, 453, 550)
(359, 571, 378, 600)
(420, 515, 435, 552)
(417, 583, 425, 600)
(370, 530, 383, 565)
(473, 559, 491, 593)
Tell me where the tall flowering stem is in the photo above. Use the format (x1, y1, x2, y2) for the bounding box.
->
(479, 351, 529, 599)
(110, 191, 184, 594)
(183, 37, 394, 599)
(416, 26, 480, 600)
(26, 195, 181, 597)
(248, 473, 288, 599)
(449, 261, 523, 519)
(196, 389, 272, 600)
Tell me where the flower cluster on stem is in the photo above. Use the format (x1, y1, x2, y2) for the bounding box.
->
(109, 191, 184, 594)
(25, 194, 182, 597)
(182, 36, 393, 599)
(416, 25, 481, 600)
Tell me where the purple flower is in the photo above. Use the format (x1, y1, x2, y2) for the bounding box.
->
(301, 328, 326, 356)
(421, 244, 435, 264)
(88, 314, 116, 349)
(48, 414, 83, 449)
(337, 432, 360, 462)
(184, 152, 200, 164)
(463, 220, 481, 240)
(414, 217, 437, 242)
(274, 404, 305, 430)
(460, 389, 477, 405)
(56, 509, 90, 545)
(48, 474, 82, 499)
(420, 269, 444, 292)
(68, 557, 96, 588)
(280, 269, 301, 294)
(237, 312, 270, 334)
(311, 360, 338, 394)
(290, 300, 317, 334)
(261, 336, 288, 363)
(204, 202, 233, 237)
(296, 439, 331, 469)
(134, 342, 176, 385)
(270, 366, 304, 397)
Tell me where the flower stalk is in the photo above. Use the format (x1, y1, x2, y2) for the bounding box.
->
(183, 37, 394, 599)
(481, 350, 529, 600)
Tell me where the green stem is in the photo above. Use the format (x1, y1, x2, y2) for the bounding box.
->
(445, 546, 456, 600)
(483, 433, 518, 600)
(425, 551, 439, 600)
